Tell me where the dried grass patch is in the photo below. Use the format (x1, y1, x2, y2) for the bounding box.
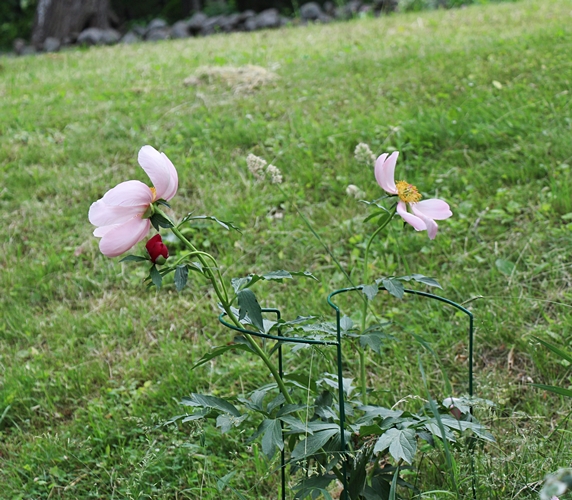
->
(183, 64, 279, 94)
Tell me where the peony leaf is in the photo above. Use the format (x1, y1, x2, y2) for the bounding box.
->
(373, 427, 417, 464)
(174, 265, 188, 292)
(380, 277, 404, 299)
(150, 264, 162, 289)
(120, 255, 149, 263)
(237, 289, 264, 332)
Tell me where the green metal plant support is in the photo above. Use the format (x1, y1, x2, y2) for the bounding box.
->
(219, 284, 475, 500)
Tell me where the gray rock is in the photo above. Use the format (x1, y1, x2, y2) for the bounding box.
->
(188, 12, 208, 34)
(100, 28, 121, 45)
(243, 16, 257, 31)
(323, 1, 335, 15)
(77, 27, 120, 46)
(43, 37, 61, 52)
(218, 13, 241, 32)
(254, 8, 281, 29)
(121, 31, 141, 44)
(200, 15, 224, 36)
(145, 27, 171, 41)
(132, 25, 147, 37)
(300, 2, 323, 21)
(77, 28, 105, 46)
(317, 13, 333, 22)
(22, 45, 37, 55)
(147, 18, 168, 31)
(238, 9, 255, 22)
(171, 20, 190, 38)
(13, 38, 26, 55)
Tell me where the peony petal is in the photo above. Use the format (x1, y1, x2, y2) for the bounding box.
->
(138, 145, 176, 200)
(93, 224, 117, 237)
(374, 152, 398, 195)
(99, 180, 154, 207)
(396, 200, 426, 231)
(98, 216, 151, 257)
(412, 199, 452, 220)
(89, 199, 148, 227)
(410, 204, 439, 239)
(160, 152, 178, 201)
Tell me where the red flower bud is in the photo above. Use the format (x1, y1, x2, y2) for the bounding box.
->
(146, 234, 169, 264)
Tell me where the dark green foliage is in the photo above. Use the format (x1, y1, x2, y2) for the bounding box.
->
(0, 0, 37, 49)
(111, 0, 192, 25)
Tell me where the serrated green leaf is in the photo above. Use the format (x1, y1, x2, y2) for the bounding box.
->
(263, 270, 293, 280)
(189, 261, 203, 272)
(275, 403, 307, 417)
(192, 343, 254, 370)
(265, 393, 286, 414)
(261, 419, 284, 458)
(293, 475, 337, 500)
(409, 274, 442, 289)
(362, 284, 378, 301)
(246, 389, 268, 412)
(231, 276, 252, 293)
(381, 277, 404, 299)
(181, 393, 241, 417)
(120, 255, 149, 263)
(181, 409, 209, 423)
(291, 428, 339, 460)
(150, 212, 174, 230)
(231, 270, 318, 294)
(340, 315, 353, 332)
(437, 415, 495, 442)
(279, 415, 313, 434)
(237, 289, 264, 332)
(174, 265, 188, 292)
(373, 428, 417, 464)
(150, 264, 162, 289)
(360, 331, 388, 354)
(155, 199, 171, 209)
(290, 270, 320, 282)
(182, 214, 241, 232)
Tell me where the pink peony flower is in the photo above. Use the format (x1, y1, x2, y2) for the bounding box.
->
(374, 152, 452, 239)
(89, 145, 178, 257)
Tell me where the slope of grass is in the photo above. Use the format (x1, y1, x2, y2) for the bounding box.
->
(1, 0, 572, 497)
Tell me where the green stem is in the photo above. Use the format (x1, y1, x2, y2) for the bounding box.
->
(359, 203, 397, 404)
(156, 208, 295, 406)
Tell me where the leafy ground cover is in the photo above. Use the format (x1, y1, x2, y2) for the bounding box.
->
(1, 0, 572, 497)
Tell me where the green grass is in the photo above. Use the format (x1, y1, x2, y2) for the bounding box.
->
(1, 0, 572, 497)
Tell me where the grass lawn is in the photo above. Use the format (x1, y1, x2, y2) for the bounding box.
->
(1, 0, 572, 497)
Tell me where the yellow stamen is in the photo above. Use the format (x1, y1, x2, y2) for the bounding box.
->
(150, 187, 157, 201)
(396, 180, 422, 203)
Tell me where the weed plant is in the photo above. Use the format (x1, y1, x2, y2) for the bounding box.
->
(1, 0, 572, 498)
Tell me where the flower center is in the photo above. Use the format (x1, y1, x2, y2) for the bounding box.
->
(396, 180, 422, 203)
(150, 187, 157, 201)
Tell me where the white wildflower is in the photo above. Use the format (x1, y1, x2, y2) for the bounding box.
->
(354, 142, 376, 166)
(266, 164, 283, 184)
(246, 153, 266, 180)
(346, 184, 365, 199)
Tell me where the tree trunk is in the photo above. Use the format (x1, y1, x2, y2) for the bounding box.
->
(32, 0, 112, 47)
